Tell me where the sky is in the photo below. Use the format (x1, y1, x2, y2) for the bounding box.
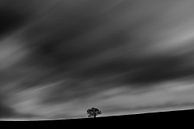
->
(1, 0, 194, 120)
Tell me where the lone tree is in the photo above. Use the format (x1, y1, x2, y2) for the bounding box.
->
(87, 107, 102, 118)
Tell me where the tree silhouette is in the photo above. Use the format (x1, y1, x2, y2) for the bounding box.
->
(87, 107, 102, 118)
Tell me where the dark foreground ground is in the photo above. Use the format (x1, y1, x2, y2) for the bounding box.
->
(0, 109, 193, 128)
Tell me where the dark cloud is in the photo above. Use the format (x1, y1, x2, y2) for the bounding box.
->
(20, 1, 194, 90)
(0, 8, 26, 36)
(0, 0, 50, 38)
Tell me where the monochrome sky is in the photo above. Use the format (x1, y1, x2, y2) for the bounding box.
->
(1, 0, 194, 120)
